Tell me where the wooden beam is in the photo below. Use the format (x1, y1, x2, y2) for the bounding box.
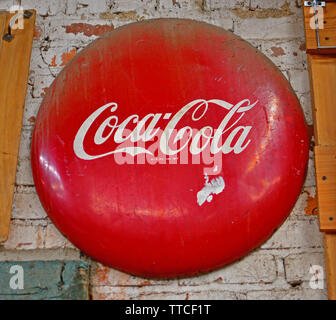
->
(314, 146, 336, 231)
(0, 10, 36, 242)
(303, 0, 336, 300)
(324, 233, 336, 299)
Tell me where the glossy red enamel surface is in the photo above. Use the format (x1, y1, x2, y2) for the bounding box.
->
(31, 19, 309, 278)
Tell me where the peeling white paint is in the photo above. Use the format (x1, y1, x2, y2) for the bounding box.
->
(197, 175, 225, 206)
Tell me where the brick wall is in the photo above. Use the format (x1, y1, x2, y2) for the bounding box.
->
(0, 0, 327, 300)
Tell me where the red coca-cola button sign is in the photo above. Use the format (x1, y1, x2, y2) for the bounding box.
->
(31, 19, 309, 278)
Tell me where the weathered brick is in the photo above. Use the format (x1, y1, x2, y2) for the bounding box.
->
(112, 0, 155, 12)
(21, 0, 49, 16)
(291, 187, 317, 217)
(12, 188, 47, 220)
(77, 0, 108, 14)
(304, 152, 316, 188)
(247, 287, 327, 300)
(23, 98, 42, 127)
(178, 252, 277, 286)
(235, 16, 305, 40)
(203, 0, 249, 11)
(4, 223, 45, 250)
(92, 286, 247, 300)
(0, 0, 14, 11)
(261, 218, 323, 249)
(284, 252, 325, 284)
(32, 74, 54, 98)
(47, 0, 66, 16)
(63, 23, 114, 37)
(45, 224, 75, 249)
(66, 0, 77, 15)
(261, 40, 307, 69)
(15, 159, 35, 185)
(288, 69, 311, 95)
(91, 262, 173, 287)
(18, 129, 32, 161)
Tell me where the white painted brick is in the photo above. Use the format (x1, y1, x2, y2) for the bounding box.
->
(250, 0, 297, 10)
(18, 129, 32, 160)
(235, 17, 305, 40)
(22, 0, 49, 16)
(23, 98, 42, 127)
(288, 69, 311, 94)
(158, 0, 196, 10)
(203, 0, 248, 11)
(48, 0, 66, 15)
(261, 40, 307, 69)
(91, 262, 174, 287)
(304, 152, 316, 188)
(12, 188, 47, 220)
(261, 218, 323, 249)
(32, 74, 54, 98)
(66, 0, 77, 15)
(0, 0, 14, 11)
(284, 252, 325, 284)
(4, 223, 45, 250)
(247, 287, 327, 300)
(45, 223, 75, 249)
(112, 0, 154, 12)
(178, 252, 277, 286)
(92, 285, 247, 300)
(15, 158, 35, 185)
(291, 186, 316, 217)
(299, 92, 313, 125)
(78, 0, 108, 14)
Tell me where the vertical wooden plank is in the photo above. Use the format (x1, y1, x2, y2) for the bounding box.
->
(0, 11, 5, 53)
(314, 146, 336, 231)
(0, 11, 36, 242)
(324, 233, 336, 299)
(303, 0, 336, 300)
(307, 54, 336, 145)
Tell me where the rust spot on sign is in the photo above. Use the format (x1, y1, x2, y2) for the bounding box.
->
(64, 23, 114, 37)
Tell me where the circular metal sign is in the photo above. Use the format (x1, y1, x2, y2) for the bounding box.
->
(31, 19, 309, 278)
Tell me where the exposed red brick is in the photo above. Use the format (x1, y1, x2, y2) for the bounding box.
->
(96, 265, 109, 284)
(304, 190, 318, 215)
(50, 55, 57, 67)
(41, 87, 49, 97)
(64, 23, 114, 37)
(60, 48, 77, 66)
(28, 116, 36, 123)
(34, 25, 42, 39)
(270, 46, 285, 57)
